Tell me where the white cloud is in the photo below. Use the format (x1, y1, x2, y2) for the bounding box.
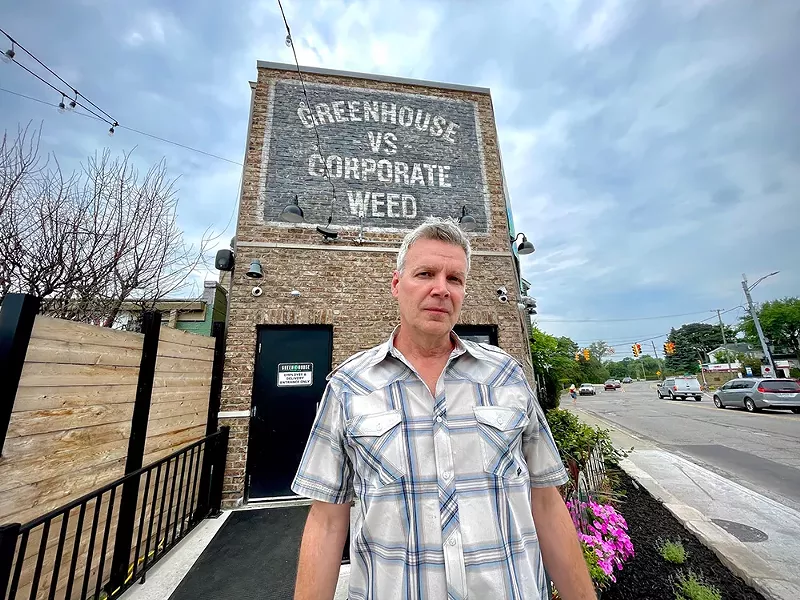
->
(123, 9, 180, 47)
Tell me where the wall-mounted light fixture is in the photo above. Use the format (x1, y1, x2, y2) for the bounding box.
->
(246, 259, 263, 279)
(511, 233, 535, 255)
(457, 206, 476, 231)
(280, 195, 304, 223)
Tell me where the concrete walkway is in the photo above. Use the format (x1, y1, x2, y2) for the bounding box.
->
(573, 407, 800, 600)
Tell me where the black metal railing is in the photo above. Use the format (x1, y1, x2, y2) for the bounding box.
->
(0, 427, 229, 600)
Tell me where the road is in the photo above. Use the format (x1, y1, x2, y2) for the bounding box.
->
(573, 381, 800, 512)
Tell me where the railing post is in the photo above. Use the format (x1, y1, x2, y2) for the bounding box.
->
(209, 426, 230, 517)
(0, 293, 40, 455)
(0, 523, 21, 598)
(206, 321, 226, 436)
(109, 311, 161, 592)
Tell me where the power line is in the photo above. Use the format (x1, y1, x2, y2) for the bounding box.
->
(0, 87, 243, 166)
(276, 0, 338, 224)
(1, 27, 119, 125)
(536, 309, 718, 324)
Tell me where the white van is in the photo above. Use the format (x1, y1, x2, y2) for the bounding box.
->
(657, 376, 702, 401)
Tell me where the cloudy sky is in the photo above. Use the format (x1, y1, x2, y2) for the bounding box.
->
(2, 0, 798, 357)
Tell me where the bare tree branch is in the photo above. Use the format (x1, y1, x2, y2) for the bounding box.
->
(0, 124, 213, 326)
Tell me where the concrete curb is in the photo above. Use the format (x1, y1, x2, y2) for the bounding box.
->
(618, 458, 792, 600)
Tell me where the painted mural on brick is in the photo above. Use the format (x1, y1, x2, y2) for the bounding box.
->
(262, 80, 489, 232)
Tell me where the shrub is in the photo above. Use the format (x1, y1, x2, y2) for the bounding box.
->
(674, 571, 721, 600)
(545, 408, 626, 468)
(658, 539, 686, 564)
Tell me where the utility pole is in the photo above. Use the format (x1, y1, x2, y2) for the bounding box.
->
(742, 273, 777, 375)
(716, 309, 734, 376)
(651, 340, 663, 376)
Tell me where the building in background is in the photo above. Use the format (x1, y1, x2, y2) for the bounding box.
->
(218, 62, 534, 505)
(116, 281, 228, 336)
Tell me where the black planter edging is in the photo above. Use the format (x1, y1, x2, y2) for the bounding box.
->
(602, 471, 766, 600)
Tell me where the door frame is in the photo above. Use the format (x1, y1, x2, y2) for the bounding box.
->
(244, 324, 334, 502)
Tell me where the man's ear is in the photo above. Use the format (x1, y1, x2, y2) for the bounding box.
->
(391, 270, 400, 298)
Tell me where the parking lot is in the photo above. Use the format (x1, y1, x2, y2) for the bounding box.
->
(572, 381, 800, 512)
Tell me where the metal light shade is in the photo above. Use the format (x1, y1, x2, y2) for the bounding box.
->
(517, 239, 535, 255)
(246, 259, 263, 279)
(459, 214, 476, 231)
(280, 195, 305, 223)
(458, 206, 476, 231)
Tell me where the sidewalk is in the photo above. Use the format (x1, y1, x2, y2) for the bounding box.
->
(573, 407, 800, 600)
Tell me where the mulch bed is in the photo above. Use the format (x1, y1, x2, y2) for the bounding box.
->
(603, 471, 765, 600)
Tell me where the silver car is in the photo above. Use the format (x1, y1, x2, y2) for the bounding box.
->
(713, 378, 800, 413)
(657, 376, 702, 401)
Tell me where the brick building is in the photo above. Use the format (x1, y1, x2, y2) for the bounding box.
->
(218, 61, 536, 505)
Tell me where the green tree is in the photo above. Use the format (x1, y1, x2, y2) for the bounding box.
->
(665, 323, 728, 374)
(529, 326, 580, 409)
(739, 297, 800, 361)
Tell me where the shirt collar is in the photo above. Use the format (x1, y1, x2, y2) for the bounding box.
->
(379, 326, 479, 364)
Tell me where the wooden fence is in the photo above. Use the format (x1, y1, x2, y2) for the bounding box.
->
(0, 293, 226, 600)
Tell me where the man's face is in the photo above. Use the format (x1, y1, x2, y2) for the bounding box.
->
(391, 238, 467, 340)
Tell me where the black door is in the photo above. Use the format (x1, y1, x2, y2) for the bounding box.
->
(454, 324, 499, 346)
(247, 325, 333, 499)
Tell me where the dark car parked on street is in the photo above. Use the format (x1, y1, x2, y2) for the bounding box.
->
(713, 378, 800, 413)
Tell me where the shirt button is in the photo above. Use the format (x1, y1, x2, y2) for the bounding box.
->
(436, 416, 443, 423)
(449, 538, 456, 546)
(443, 471, 451, 480)
(496, 417, 504, 424)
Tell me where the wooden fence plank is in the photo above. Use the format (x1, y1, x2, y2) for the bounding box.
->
(23, 337, 143, 368)
(156, 341, 215, 362)
(157, 326, 216, 349)
(0, 437, 130, 494)
(154, 355, 215, 375)
(19, 363, 141, 387)
(12, 385, 139, 412)
(6, 404, 135, 439)
(30, 316, 143, 350)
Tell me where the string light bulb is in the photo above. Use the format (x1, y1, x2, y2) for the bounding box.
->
(285, 34, 292, 47)
(1, 45, 14, 63)
(58, 95, 66, 114)
(68, 93, 77, 110)
(108, 122, 118, 136)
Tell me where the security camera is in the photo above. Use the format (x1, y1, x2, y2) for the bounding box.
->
(496, 286, 508, 296)
(251, 286, 263, 297)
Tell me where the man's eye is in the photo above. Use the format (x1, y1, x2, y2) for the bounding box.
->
(417, 271, 431, 277)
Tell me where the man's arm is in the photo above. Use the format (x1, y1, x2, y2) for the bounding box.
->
(294, 500, 351, 600)
(531, 486, 596, 600)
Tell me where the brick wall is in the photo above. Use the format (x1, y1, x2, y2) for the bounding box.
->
(219, 64, 532, 506)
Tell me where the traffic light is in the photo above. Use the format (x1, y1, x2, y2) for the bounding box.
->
(663, 342, 676, 355)
(583, 348, 590, 360)
(631, 344, 638, 357)
(575, 352, 581, 361)
(636, 343, 642, 355)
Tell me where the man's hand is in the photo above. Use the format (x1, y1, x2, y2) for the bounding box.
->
(294, 501, 351, 600)
(531, 486, 596, 600)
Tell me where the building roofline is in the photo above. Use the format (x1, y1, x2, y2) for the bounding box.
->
(256, 61, 491, 95)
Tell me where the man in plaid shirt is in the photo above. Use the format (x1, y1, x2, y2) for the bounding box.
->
(292, 217, 595, 599)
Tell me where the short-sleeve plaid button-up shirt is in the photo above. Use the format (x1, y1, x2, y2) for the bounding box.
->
(292, 330, 568, 600)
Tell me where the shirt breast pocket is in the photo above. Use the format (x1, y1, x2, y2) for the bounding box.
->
(345, 409, 407, 487)
(473, 406, 530, 479)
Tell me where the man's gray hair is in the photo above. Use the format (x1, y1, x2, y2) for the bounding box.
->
(396, 217, 471, 273)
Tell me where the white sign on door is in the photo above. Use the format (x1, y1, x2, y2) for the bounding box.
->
(277, 362, 314, 387)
